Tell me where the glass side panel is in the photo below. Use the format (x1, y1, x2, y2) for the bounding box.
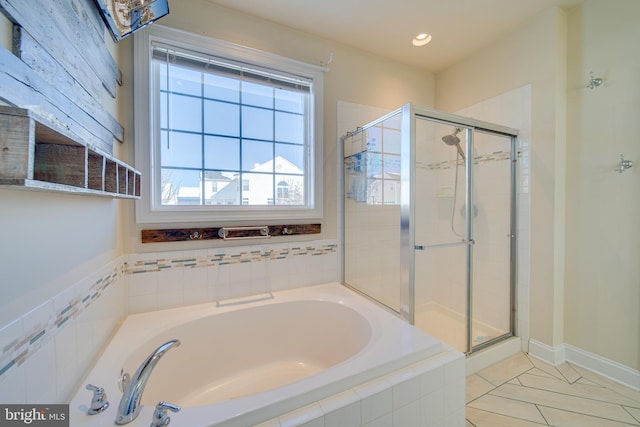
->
(471, 130, 513, 349)
(343, 111, 402, 313)
(413, 117, 470, 353)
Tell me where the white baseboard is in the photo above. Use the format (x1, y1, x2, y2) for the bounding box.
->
(528, 339, 640, 391)
(528, 339, 566, 365)
(564, 344, 640, 391)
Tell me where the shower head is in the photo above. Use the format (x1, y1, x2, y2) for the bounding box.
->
(442, 127, 465, 161)
(442, 128, 461, 146)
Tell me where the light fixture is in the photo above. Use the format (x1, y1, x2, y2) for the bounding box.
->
(94, 0, 170, 42)
(412, 33, 432, 47)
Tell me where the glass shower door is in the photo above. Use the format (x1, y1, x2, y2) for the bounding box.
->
(470, 130, 515, 350)
(342, 103, 517, 356)
(413, 118, 472, 353)
(412, 116, 515, 354)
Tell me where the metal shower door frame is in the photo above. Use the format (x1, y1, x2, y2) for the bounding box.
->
(400, 103, 519, 355)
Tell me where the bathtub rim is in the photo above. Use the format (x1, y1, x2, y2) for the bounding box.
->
(70, 282, 447, 427)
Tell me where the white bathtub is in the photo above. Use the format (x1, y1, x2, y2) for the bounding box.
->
(69, 283, 458, 427)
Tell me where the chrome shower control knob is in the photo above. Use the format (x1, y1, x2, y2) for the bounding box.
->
(150, 401, 181, 427)
(85, 384, 109, 415)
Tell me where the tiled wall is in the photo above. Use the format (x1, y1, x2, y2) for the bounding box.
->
(126, 240, 338, 314)
(0, 257, 126, 404)
(0, 239, 338, 404)
(256, 349, 465, 427)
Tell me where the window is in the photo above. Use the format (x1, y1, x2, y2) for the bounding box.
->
(277, 180, 289, 200)
(134, 26, 324, 223)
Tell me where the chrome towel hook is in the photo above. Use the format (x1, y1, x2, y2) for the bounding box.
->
(586, 71, 603, 89)
(616, 154, 633, 173)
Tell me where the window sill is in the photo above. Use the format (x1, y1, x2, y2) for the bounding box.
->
(135, 201, 323, 224)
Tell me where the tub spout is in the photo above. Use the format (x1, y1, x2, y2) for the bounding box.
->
(115, 339, 181, 425)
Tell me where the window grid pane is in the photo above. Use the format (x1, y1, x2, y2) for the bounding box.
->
(156, 55, 309, 207)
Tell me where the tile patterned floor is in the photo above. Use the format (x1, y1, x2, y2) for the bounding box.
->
(466, 353, 640, 426)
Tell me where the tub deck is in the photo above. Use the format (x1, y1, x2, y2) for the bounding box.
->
(69, 283, 464, 427)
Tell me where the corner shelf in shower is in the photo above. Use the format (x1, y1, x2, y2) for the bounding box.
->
(0, 106, 140, 199)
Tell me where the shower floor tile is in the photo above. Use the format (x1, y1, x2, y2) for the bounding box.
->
(414, 303, 506, 353)
(466, 353, 640, 427)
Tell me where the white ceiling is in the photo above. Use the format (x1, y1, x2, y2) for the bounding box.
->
(205, 0, 583, 73)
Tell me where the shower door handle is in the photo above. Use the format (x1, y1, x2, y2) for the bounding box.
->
(415, 240, 474, 250)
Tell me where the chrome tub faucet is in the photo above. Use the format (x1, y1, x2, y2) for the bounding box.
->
(115, 339, 181, 425)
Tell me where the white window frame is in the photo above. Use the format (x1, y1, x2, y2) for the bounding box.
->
(133, 25, 324, 223)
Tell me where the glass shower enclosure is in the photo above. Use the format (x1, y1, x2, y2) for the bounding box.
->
(342, 103, 518, 354)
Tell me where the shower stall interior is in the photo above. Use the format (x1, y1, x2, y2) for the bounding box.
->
(342, 103, 518, 354)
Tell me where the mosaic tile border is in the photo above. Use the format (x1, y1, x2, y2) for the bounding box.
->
(417, 150, 514, 170)
(0, 239, 337, 384)
(126, 241, 338, 275)
(0, 262, 125, 384)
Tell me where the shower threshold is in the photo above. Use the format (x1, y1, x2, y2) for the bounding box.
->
(414, 302, 506, 353)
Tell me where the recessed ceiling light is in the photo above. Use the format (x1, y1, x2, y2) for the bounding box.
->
(412, 33, 432, 47)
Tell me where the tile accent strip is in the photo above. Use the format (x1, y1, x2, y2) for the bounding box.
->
(417, 150, 514, 171)
(125, 241, 338, 275)
(0, 262, 125, 384)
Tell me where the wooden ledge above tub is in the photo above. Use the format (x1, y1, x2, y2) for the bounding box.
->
(0, 106, 140, 198)
(141, 224, 321, 243)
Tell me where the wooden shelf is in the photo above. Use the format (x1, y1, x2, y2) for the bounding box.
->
(141, 224, 321, 243)
(0, 106, 140, 199)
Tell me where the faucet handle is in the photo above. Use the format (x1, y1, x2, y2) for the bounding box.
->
(151, 401, 181, 427)
(85, 384, 109, 415)
(118, 369, 130, 393)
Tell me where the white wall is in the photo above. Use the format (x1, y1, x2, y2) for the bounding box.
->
(0, 191, 121, 325)
(0, 12, 11, 51)
(564, 0, 640, 371)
